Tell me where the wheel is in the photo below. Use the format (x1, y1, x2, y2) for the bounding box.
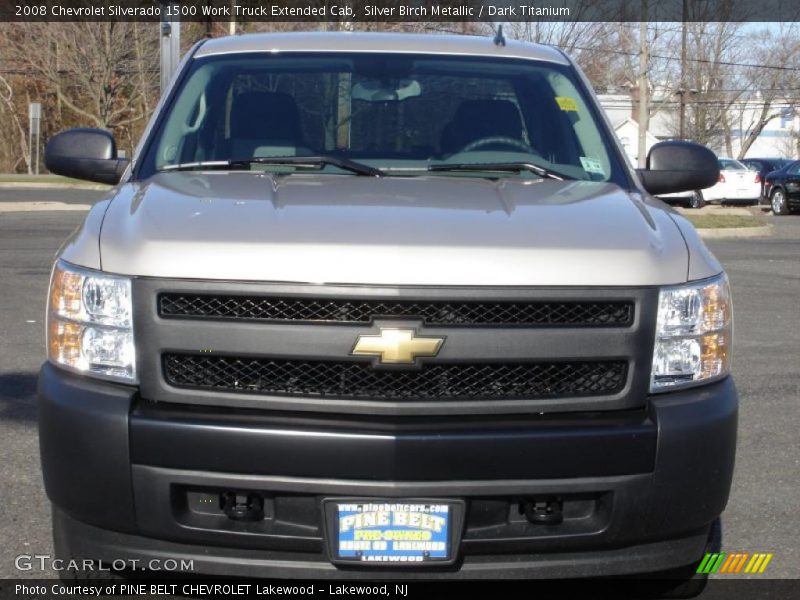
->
(687, 191, 705, 209)
(771, 189, 789, 215)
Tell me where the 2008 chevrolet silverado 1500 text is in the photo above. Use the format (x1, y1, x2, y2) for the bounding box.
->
(39, 32, 736, 591)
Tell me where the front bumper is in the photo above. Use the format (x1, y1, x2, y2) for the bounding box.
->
(39, 362, 737, 579)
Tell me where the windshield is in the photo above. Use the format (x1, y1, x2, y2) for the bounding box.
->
(138, 52, 626, 184)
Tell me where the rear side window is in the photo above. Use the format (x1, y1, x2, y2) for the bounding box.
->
(719, 159, 747, 171)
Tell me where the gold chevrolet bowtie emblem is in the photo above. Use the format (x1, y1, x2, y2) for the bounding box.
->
(351, 328, 445, 365)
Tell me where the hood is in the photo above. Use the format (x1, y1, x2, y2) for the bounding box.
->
(97, 172, 689, 286)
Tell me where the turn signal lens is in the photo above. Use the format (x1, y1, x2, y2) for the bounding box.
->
(48, 320, 83, 368)
(50, 269, 83, 320)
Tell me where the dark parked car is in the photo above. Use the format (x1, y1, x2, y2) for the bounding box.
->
(763, 160, 800, 215)
(740, 158, 794, 202)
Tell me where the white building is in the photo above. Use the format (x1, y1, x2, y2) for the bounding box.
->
(597, 93, 799, 160)
(613, 118, 660, 165)
(728, 107, 799, 158)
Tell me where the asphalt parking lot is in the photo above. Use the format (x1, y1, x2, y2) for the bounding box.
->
(0, 188, 797, 588)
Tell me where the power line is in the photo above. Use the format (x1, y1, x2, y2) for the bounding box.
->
(603, 101, 800, 105)
(566, 42, 800, 72)
(620, 21, 791, 42)
(652, 52, 800, 72)
(486, 23, 800, 72)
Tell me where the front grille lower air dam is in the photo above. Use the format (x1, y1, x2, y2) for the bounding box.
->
(163, 354, 628, 402)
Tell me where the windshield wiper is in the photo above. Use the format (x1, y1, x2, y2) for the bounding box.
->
(159, 160, 241, 172)
(159, 156, 384, 177)
(250, 156, 384, 177)
(428, 162, 571, 181)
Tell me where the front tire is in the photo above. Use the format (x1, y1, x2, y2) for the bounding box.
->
(687, 191, 705, 209)
(771, 189, 789, 215)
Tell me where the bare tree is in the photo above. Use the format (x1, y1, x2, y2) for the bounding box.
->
(773, 125, 800, 158)
(503, 21, 623, 88)
(0, 74, 31, 172)
(8, 23, 159, 131)
(679, 20, 748, 151)
(730, 25, 800, 158)
(0, 22, 164, 164)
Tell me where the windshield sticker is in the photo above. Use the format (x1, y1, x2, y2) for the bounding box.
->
(555, 96, 579, 112)
(580, 157, 605, 175)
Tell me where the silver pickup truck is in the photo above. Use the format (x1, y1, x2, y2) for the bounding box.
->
(40, 32, 735, 591)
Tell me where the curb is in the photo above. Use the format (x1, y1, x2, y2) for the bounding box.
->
(696, 224, 773, 239)
(0, 182, 110, 191)
(0, 202, 91, 213)
(676, 207, 753, 217)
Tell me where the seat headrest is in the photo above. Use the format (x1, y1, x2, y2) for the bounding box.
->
(441, 99, 524, 154)
(230, 91, 303, 143)
(453, 99, 523, 135)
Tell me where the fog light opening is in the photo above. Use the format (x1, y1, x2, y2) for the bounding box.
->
(522, 497, 564, 525)
(220, 491, 265, 521)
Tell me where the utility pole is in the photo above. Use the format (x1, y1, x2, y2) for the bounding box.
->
(28, 103, 42, 175)
(637, 1, 649, 168)
(229, 0, 236, 36)
(678, 0, 687, 139)
(160, 2, 181, 95)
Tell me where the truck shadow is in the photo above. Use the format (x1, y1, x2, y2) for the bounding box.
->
(0, 371, 39, 424)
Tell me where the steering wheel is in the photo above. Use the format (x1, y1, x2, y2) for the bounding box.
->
(459, 136, 533, 154)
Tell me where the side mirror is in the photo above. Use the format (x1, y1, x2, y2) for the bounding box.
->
(636, 140, 719, 196)
(45, 128, 130, 185)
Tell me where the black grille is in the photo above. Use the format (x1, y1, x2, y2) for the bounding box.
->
(159, 294, 633, 327)
(163, 354, 628, 401)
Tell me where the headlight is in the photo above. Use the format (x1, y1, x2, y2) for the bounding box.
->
(47, 261, 136, 383)
(651, 273, 732, 392)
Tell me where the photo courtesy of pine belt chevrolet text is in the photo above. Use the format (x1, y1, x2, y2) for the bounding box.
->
(39, 31, 736, 593)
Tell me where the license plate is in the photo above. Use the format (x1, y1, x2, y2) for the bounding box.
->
(324, 500, 462, 566)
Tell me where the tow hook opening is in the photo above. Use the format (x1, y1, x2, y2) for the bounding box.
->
(522, 497, 564, 525)
(220, 491, 265, 521)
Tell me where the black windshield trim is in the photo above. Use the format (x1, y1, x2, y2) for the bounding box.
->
(428, 162, 573, 181)
(157, 155, 384, 177)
